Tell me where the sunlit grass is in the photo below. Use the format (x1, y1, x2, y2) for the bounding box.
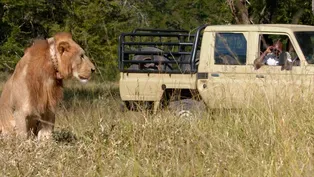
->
(0, 75, 314, 176)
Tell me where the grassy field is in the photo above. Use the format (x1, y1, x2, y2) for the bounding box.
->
(0, 76, 314, 177)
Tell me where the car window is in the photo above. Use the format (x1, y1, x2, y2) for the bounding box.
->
(295, 32, 314, 64)
(259, 34, 300, 68)
(214, 33, 247, 65)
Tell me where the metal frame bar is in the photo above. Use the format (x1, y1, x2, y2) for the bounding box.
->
(133, 28, 189, 33)
(118, 25, 208, 74)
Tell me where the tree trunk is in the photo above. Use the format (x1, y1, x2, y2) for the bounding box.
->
(227, 0, 251, 24)
(312, 0, 314, 15)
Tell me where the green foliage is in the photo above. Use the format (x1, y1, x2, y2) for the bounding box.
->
(0, 0, 138, 80)
(1, 0, 314, 79)
(129, 0, 232, 30)
(246, 0, 314, 24)
(0, 0, 67, 70)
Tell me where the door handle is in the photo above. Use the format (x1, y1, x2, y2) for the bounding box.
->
(211, 73, 220, 77)
(256, 74, 265, 78)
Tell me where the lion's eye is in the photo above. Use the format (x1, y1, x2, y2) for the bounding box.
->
(80, 54, 84, 60)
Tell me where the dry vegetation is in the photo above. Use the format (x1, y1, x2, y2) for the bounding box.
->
(0, 74, 314, 177)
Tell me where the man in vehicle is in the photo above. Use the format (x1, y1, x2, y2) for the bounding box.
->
(254, 40, 294, 70)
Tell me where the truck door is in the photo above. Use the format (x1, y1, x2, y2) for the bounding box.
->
(198, 32, 253, 108)
(253, 33, 302, 106)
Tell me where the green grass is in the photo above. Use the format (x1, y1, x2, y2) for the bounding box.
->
(1, 78, 314, 176)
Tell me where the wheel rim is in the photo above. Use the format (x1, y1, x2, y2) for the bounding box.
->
(177, 110, 195, 119)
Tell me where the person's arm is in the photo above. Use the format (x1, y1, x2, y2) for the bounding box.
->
(254, 46, 272, 70)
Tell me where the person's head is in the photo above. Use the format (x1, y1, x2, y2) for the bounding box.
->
(272, 40, 283, 56)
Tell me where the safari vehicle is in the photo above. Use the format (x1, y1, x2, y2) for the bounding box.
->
(118, 24, 314, 116)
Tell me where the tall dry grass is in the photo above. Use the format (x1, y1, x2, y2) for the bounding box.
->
(0, 77, 314, 177)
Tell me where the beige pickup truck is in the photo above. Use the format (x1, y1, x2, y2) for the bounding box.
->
(118, 24, 314, 116)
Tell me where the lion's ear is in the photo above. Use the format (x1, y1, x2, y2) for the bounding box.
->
(57, 41, 70, 55)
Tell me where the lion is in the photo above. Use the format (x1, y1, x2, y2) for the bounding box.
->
(0, 32, 95, 140)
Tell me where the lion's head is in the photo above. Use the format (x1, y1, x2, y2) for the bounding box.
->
(48, 32, 95, 83)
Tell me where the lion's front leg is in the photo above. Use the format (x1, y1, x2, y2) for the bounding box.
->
(37, 111, 55, 140)
(0, 105, 16, 136)
(13, 111, 28, 138)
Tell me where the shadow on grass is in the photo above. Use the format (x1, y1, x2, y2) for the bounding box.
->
(53, 129, 78, 144)
(53, 127, 113, 144)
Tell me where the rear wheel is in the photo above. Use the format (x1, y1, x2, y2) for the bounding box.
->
(168, 99, 206, 119)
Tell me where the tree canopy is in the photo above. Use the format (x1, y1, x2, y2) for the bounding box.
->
(1, 0, 314, 80)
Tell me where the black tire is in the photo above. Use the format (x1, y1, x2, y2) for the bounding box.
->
(120, 101, 128, 112)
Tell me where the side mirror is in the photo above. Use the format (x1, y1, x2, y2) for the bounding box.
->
(279, 52, 293, 70)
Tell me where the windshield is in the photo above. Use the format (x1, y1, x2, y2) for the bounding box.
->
(295, 32, 314, 64)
